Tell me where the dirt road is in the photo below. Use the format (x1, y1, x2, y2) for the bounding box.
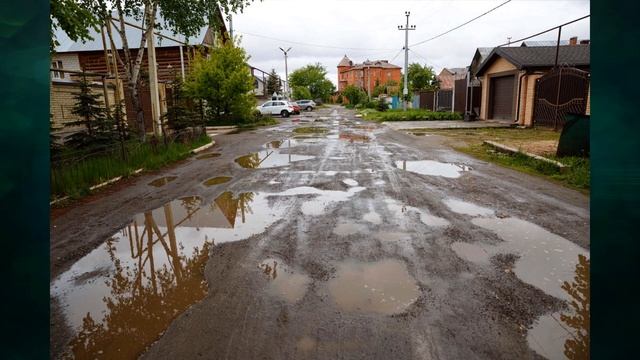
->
(50, 105, 589, 359)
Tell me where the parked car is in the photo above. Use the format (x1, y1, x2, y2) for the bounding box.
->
(289, 101, 301, 115)
(296, 99, 316, 111)
(256, 100, 295, 117)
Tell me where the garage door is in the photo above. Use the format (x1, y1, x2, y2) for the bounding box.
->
(490, 75, 515, 120)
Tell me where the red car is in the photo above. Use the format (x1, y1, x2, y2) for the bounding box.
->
(288, 101, 301, 115)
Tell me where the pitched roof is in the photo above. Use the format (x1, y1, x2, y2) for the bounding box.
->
(54, 11, 217, 53)
(351, 60, 401, 70)
(521, 40, 570, 47)
(476, 45, 590, 76)
(338, 55, 352, 67)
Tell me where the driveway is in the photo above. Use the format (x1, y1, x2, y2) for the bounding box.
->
(50, 105, 589, 359)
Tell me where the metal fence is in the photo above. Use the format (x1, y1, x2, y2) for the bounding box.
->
(533, 66, 590, 129)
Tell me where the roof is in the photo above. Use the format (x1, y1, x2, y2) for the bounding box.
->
(351, 60, 401, 70)
(437, 67, 468, 89)
(521, 40, 570, 47)
(476, 45, 590, 76)
(54, 11, 216, 53)
(338, 55, 352, 67)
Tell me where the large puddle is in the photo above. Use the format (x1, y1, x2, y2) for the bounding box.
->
(235, 149, 315, 169)
(444, 198, 495, 217)
(471, 217, 589, 302)
(327, 259, 420, 315)
(527, 255, 590, 360)
(148, 176, 177, 187)
(258, 258, 311, 303)
(395, 160, 471, 178)
(51, 191, 288, 358)
(384, 198, 450, 227)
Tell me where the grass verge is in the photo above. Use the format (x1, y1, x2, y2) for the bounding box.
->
(237, 116, 279, 129)
(359, 109, 463, 122)
(51, 134, 211, 199)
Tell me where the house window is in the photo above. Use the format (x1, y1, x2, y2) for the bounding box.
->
(387, 71, 391, 78)
(52, 60, 64, 79)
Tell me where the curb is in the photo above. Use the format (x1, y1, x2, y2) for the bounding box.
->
(483, 140, 568, 170)
(50, 168, 144, 206)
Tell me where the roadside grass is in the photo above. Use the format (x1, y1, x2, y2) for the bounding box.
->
(293, 126, 329, 134)
(418, 128, 590, 192)
(360, 109, 463, 122)
(51, 134, 211, 199)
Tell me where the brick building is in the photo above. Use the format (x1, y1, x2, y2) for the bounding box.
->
(337, 55, 402, 95)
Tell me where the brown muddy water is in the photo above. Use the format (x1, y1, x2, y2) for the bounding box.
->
(258, 258, 311, 303)
(147, 176, 177, 187)
(395, 160, 472, 178)
(326, 259, 420, 315)
(202, 176, 232, 187)
(51, 190, 291, 359)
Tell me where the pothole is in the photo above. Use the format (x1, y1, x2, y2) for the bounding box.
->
(326, 259, 420, 315)
(394, 160, 471, 178)
(147, 176, 177, 187)
(202, 176, 232, 187)
(258, 258, 311, 303)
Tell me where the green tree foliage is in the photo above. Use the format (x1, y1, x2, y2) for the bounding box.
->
(265, 68, 282, 96)
(289, 63, 336, 102)
(65, 74, 117, 148)
(163, 77, 200, 133)
(408, 63, 438, 91)
(184, 44, 256, 124)
(50, 0, 100, 52)
(292, 86, 312, 100)
(342, 85, 367, 105)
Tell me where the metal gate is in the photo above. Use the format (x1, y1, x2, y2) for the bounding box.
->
(533, 66, 590, 129)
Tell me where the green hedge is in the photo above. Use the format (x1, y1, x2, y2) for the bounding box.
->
(363, 109, 463, 121)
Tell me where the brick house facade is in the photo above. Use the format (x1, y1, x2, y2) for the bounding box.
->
(337, 55, 402, 95)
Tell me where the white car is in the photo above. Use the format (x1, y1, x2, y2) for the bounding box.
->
(256, 100, 295, 117)
(295, 100, 316, 111)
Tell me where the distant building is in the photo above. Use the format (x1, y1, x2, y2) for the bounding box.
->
(337, 55, 402, 95)
(436, 67, 467, 90)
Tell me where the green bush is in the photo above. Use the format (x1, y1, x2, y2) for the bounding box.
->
(376, 98, 388, 112)
(363, 109, 463, 121)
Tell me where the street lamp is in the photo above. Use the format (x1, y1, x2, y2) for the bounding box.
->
(279, 47, 292, 99)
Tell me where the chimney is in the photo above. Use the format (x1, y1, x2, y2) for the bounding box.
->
(569, 36, 578, 46)
(580, 39, 590, 45)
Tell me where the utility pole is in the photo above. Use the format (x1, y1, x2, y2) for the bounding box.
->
(229, 14, 233, 40)
(398, 11, 415, 111)
(279, 47, 292, 98)
(367, 64, 371, 100)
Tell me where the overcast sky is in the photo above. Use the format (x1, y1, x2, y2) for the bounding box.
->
(230, 0, 590, 87)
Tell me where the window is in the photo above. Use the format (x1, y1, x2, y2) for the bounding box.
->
(387, 71, 391, 78)
(263, 102, 273, 107)
(52, 60, 64, 79)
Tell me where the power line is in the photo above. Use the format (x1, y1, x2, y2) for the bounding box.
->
(236, 30, 397, 51)
(410, 0, 512, 47)
(389, 48, 404, 63)
(408, 48, 442, 71)
(495, 14, 590, 47)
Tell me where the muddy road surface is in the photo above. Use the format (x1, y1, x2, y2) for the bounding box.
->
(50, 105, 589, 359)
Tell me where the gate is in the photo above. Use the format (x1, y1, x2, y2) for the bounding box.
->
(533, 66, 590, 129)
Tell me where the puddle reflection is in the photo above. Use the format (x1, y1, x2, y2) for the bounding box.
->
(527, 255, 590, 360)
(395, 160, 471, 178)
(202, 176, 232, 187)
(148, 176, 177, 187)
(235, 148, 315, 169)
(258, 258, 310, 303)
(52, 191, 269, 359)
